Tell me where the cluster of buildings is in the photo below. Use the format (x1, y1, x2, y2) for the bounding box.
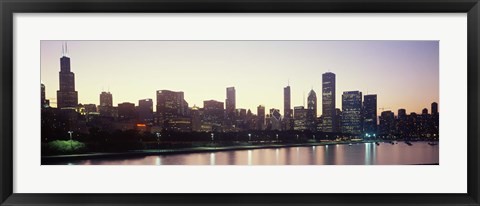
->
(41, 48, 439, 139)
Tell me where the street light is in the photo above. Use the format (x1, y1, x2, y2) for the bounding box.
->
(68, 131, 73, 140)
(67, 131, 73, 150)
(276, 134, 279, 141)
(155, 132, 161, 150)
(211, 133, 215, 149)
(248, 133, 251, 142)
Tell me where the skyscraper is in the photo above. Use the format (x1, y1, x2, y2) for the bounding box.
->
(41, 83, 45, 108)
(98, 91, 113, 117)
(341, 91, 362, 135)
(407, 112, 420, 137)
(56, 44, 78, 109)
(246, 109, 255, 130)
(41, 83, 49, 108)
(431, 102, 438, 114)
(235, 108, 248, 130)
(397, 108, 408, 137)
(431, 102, 439, 137)
(422, 108, 428, 115)
(334, 108, 342, 133)
(190, 106, 202, 132)
(307, 89, 317, 131)
(322, 72, 336, 132)
(118, 102, 136, 120)
(100, 91, 113, 107)
(203, 100, 224, 131)
(156, 90, 188, 120)
(363, 94, 377, 135)
(293, 106, 307, 131)
(269, 108, 282, 131)
(420, 108, 430, 137)
(257, 105, 266, 130)
(283, 85, 293, 130)
(138, 98, 153, 123)
(379, 110, 395, 136)
(225, 87, 236, 127)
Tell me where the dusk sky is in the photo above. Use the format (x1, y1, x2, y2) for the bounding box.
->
(40, 41, 439, 115)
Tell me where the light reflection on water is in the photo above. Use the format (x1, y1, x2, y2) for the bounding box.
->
(69, 142, 439, 165)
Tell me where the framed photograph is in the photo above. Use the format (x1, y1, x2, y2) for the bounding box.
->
(1, 0, 479, 205)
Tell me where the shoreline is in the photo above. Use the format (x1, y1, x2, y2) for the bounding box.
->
(41, 140, 438, 164)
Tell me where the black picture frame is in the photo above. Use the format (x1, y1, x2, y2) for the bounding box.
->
(1, 0, 479, 205)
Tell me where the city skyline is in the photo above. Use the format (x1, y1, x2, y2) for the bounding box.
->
(41, 40, 439, 114)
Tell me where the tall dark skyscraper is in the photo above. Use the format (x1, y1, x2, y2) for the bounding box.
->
(397, 108, 408, 137)
(284, 86, 291, 118)
(379, 110, 395, 136)
(138, 98, 153, 123)
(307, 89, 317, 131)
(283, 85, 293, 130)
(334, 108, 342, 133)
(322, 72, 336, 132)
(431, 102, 439, 137)
(341, 91, 362, 135)
(234, 108, 248, 130)
(421, 108, 430, 136)
(257, 105, 266, 130)
(191, 106, 202, 132)
(100, 91, 113, 107)
(41, 83, 49, 108)
(225, 87, 236, 122)
(431, 102, 438, 114)
(41, 83, 45, 107)
(407, 112, 420, 137)
(398, 109, 407, 118)
(56, 44, 78, 109)
(363, 94, 377, 135)
(98, 91, 113, 117)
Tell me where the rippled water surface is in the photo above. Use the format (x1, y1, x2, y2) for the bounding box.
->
(64, 142, 439, 165)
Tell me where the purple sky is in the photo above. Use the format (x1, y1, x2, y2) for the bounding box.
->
(41, 40, 439, 115)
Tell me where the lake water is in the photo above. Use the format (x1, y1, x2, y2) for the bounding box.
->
(64, 141, 439, 165)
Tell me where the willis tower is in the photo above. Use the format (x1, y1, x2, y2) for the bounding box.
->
(56, 42, 78, 109)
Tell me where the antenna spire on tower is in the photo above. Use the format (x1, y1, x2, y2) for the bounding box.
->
(61, 43, 65, 56)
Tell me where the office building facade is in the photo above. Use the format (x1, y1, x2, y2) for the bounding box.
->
(322, 72, 336, 132)
(363, 94, 377, 135)
(341, 91, 363, 135)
